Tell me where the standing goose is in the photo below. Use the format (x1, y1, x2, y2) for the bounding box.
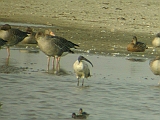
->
(0, 24, 29, 56)
(73, 56, 93, 86)
(35, 31, 79, 71)
(127, 36, 148, 52)
(44, 29, 56, 70)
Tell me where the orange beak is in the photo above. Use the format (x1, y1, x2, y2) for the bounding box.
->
(50, 31, 55, 36)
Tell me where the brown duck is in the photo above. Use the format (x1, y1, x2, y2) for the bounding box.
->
(127, 36, 148, 52)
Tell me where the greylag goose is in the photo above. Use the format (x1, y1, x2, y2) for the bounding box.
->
(35, 31, 79, 71)
(0, 24, 29, 56)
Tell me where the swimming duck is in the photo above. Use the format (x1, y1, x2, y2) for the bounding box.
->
(127, 36, 148, 52)
(79, 108, 90, 116)
(152, 33, 160, 47)
(72, 113, 86, 119)
(0, 24, 30, 56)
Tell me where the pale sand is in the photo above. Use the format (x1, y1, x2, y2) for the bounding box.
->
(0, 0, 159, 33)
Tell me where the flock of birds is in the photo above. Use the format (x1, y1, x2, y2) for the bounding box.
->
(127, 35, 160, 84)
(0, 24, 160, 86)
(0, 24, 93, 86)
(0, 24, 160, 119)
(0, 24, 92, 117)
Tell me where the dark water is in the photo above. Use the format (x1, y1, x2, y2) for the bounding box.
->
(0, 48, 160, 120)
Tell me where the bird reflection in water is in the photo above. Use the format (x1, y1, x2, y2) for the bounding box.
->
(149, 56, 160, 85)
(5, 56, 10, 66)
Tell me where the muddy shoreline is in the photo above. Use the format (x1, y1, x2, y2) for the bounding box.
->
(0, 0, 160, 57)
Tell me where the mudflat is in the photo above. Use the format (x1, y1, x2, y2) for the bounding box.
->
(0, 0, 160, 55)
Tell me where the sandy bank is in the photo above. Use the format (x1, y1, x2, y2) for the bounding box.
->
(0, 0, 160, 55)
(0, 0, 159, 33)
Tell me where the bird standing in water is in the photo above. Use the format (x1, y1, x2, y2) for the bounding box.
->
(0, 24, 29, 56)
(73, 56, 93, 86)
(44, 29, 56, 69)
(127, 36, 148, 52)
(35, 30, 79, 72)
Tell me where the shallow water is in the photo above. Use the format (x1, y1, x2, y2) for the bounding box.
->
(0, 22, 52, 28)
(0, 48, 160, 120)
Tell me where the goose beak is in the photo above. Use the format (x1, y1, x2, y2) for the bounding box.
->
(50, 31, 55, 36)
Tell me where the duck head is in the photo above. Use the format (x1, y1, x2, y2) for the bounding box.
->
(132, 36, 137, 44)
(79, 108, 84, 114)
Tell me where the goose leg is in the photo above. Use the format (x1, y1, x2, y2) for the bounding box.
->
(77, 78, 79, 86)
(6, 55, 10, 66)
(47, 56, 50, 71)
(56, 57, 60, 72)
(7, 47, 10, 57)
(52, 56, 55, 70)
(82, 79, 84, 86)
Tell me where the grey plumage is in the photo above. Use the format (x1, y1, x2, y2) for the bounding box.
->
(0, 38, 7, 47)
(0, 24, 29, 46)
(0, 24, 30, 56)
(35, 31, 79, 71)
(35, 31, 79, 57)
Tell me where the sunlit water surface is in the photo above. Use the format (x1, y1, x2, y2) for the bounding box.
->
(0, 48, 160, 120)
